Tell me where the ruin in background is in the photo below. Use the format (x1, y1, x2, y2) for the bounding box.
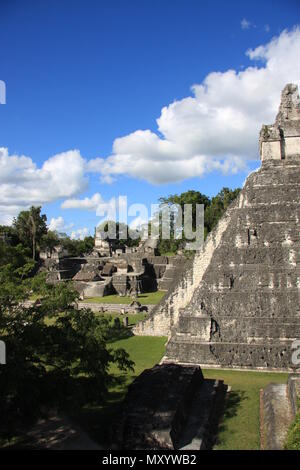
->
(40, 226, 182, 300)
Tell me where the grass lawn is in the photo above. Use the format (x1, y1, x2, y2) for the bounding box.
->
(202, 368, 288, 450)
(109, 336, 167, 375)
(75, 334, 288, 450)
(83, 290, 165, 305)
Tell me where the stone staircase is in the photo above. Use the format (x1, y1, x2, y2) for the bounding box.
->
(156, 256, 184, 291)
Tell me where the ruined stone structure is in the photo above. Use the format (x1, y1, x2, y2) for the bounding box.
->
(260, 83, 300, 162)
(40, 245, 69, 261)
(136, 84, 300, 370)
(261, 374, 300, 449)
(94, 227, 116, 257)
(40, 232, 180, 299)
(112, 364, 226, 450)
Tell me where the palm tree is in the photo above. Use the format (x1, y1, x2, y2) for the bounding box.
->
(13, 206, 47, 260)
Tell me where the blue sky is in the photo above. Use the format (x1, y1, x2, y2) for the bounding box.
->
(0, 0, 300, 237)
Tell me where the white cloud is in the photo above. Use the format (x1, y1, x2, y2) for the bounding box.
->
(91, 27, 300, 185)
(49, 216, 89, 239)
(70, 227, 90, 240)
(0, 148, 88, 224)
(241, 18, 251, 30)
(61, 192, 118, 216)
(61, 193, 129, 226)
(48, 216, 74, 233)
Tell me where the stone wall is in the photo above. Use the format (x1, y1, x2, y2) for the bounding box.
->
(260, 374, 300, 449)
(77, 302, 154, 313)
(73, 278, 112, 297)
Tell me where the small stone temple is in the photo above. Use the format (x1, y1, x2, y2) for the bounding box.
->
(112, 363, 227, 450)
(135, 83, 300, 370)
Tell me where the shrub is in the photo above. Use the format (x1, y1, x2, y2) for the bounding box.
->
(284, 400, 300, 450)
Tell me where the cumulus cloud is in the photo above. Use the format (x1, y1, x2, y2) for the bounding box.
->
(48, 216, 74, 233)
(61, 192, 120, 217)
(62, 194, 143, 229)
(91, 27, 300, 185)
(0, 148, 88, 223)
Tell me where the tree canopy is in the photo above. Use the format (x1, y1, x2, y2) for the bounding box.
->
(157, 187, 241, 255)
(204, 187, 241, 232)
(0, 251, 134, 435)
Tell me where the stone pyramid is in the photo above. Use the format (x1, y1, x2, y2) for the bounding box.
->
(161, 84, 300, 370)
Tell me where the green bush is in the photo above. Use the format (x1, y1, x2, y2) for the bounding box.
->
(284, 402, 300, 450)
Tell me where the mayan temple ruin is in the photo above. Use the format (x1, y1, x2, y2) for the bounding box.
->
(135, 83, 300, 371)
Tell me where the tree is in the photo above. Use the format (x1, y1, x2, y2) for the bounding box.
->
(0, 266, 134, 433)
(40, 230, 60, 254)
(0, 241, 36, 279)
(157, 188, 240, 254)
(13, 206, 47, 260)
(158, 190, 210, 254)
(97, 221, 141, 248)
(0, 225, 20, 246)
(60, 235, 95, 257)
(159, 190, 211, 230)
(205, 187, 241, 232)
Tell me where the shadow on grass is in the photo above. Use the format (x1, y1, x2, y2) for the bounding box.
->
(214, 389, 247, 447)
(107, 327, 134, 343)
(72, 373, 137, 448)
(0, 372, 135, 450)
